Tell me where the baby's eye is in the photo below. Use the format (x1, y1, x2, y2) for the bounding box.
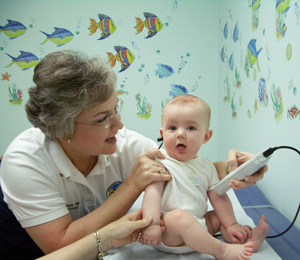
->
(188, 126, 196, 131)
(169, 126, 177, 130)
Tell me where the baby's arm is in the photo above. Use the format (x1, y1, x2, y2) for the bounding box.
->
(140, 181, 165, 246)
(208, 190, 252, 244)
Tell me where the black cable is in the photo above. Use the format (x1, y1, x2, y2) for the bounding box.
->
(267, 202, 300, 238)
(157, 137, 163, 149)
(264, 146, 300, 238)
(214, 146, 300, 239)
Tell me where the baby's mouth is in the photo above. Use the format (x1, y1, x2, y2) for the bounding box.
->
(176, 143, 186, 153)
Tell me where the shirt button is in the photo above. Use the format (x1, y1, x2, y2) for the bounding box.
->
(59, 173, 64, 177)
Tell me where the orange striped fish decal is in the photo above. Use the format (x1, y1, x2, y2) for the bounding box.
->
(135, 12, 163, 39)
(88, 14, 116, 40)
(107, 46, 135, 73)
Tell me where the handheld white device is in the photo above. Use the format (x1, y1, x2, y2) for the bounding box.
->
(213, 150, 272, 195)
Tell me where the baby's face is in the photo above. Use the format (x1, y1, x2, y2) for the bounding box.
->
(161, 103, 211, 161)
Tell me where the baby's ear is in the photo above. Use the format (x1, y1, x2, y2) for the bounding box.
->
(159, 128, 163, 137)
(203, 129, 213, 144)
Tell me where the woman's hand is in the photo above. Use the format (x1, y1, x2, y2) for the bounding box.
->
(228, 150, 268, 190)
(126, 148, 171, 193)
(103, 209, 152, 250)
(36, 210, 154, 259)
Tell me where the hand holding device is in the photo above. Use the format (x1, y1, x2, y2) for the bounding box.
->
(213, 150, 272, 195)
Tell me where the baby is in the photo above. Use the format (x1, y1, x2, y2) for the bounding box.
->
(140, 94, 269, 260)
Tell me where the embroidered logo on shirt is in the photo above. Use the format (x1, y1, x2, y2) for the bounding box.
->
(106, 181, 122, 198)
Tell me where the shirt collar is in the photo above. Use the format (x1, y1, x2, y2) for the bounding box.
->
(47, 139, 111, 179)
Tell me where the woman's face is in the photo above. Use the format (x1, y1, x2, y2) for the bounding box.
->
(69, 92, 124, 156)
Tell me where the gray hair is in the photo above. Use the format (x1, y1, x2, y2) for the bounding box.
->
(26, 50, 117, 140)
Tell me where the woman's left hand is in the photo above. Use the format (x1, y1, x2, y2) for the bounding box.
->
(103, 209, 152, 250)
(228, 150, 268, 190)
(126, 148, 171, 193)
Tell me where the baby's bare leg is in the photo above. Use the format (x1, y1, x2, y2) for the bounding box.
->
(204, 210, 222, 235)
(247, 215, 269, 252)
(161, 209, 253, 260)
(205, 210, 237, 243)
(205, 211, 269, 252)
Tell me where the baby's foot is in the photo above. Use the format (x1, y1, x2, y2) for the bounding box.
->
(217, 241, 254, 260)
(140, 224, 162, 246)
(247, 215, 269, 252)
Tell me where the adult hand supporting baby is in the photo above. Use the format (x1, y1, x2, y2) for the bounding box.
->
(228, 150, 268, 190)
(125, 148, 171, 193)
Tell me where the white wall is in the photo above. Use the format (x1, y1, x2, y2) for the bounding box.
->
(1, 0, 299, 230)
(0, 0, 219, 162)
(218, 0, 300, 229)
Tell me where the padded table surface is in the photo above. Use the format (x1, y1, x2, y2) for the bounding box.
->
(234, 185, 300, 259)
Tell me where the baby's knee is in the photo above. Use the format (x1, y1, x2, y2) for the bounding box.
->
(163, 209, 194, 227)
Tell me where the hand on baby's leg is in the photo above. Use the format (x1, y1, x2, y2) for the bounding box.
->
(224, 223, 252, 244)
(140, 224, 162, 246)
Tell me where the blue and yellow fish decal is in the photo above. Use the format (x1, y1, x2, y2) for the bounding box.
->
(0, 20, 26, 39)
(276, 0, 290, 14)
(135, 12, 163, 39)
(252, 0, 261, 11)
(107, 46, 135, 73)
(247, 39, 262, 71)
(89, 14, 116, 40)
(40, 28, 74, 47)
(5, 51, 39, 70)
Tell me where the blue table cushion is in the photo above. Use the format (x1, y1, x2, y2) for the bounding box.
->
(234, 186, 300, 259)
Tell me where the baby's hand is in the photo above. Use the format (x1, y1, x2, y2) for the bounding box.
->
(226, 223, 252, 244)
(140, 224, 162, 246)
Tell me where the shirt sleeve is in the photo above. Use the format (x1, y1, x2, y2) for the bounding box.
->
(1, 150, 69, 228)
(113, 127, 158, 180)
(207, 159, 221, 191)
(116, 127, 158, 161)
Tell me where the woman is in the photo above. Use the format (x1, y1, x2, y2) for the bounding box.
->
(0, 50, 266, 259)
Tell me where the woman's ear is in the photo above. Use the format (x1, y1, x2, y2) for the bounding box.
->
(203, 129, 213, 144)
(60, 135, 71, 144)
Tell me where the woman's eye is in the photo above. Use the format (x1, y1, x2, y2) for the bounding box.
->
(96, 114, 108, 123)
(114, 105, 119, 112)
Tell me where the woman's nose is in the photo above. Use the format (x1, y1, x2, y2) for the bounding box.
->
(111, 114, 124, 130)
